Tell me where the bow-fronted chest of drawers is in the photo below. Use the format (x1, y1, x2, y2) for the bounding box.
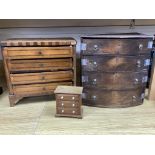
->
(81, 34, 153, 108)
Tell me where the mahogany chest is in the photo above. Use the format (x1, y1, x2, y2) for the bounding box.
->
(1, 38, 76, 106)
(54, 86, 83, 118)
(81, 34, 153, 108)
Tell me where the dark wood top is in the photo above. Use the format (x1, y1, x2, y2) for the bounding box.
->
(1, 38, 76, 47)
(82, 33, 154, 39)
(54, 86, 83, 94)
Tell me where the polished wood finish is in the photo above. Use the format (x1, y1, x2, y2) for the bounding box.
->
(54, 86, 83, 118)
(81, 34, 153, 108)
(1, 38, 76, 106)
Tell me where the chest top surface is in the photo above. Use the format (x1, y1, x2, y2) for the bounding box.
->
(1, 38, 76, 47)
(54, 86, 83, 95)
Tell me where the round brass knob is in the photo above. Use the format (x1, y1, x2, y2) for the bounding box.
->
(72, 110, 75, 114)
(61, 96, 64, 99)
(72, 103, 75, 107)
(72, 97, 75, 100)
(61, 103, 64, 106)
(61, 109, 64, 113)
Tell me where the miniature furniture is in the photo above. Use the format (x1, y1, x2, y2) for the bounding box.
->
(81, 34, 153, 108)
(1, 38, 76, 106)
(54, 86, 83, 118)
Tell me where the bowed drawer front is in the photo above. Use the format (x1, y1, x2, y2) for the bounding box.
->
(2, 38, 76, 106)
(81, 34, 153, 108)
(82, 38, 153, 55)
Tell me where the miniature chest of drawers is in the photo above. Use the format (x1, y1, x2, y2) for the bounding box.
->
(81, 33, 153, 108)
(54, 86, 83, 118)
(1, 38, 76, 106)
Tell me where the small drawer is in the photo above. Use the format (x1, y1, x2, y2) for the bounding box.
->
(57, 107, 80, 115)
(57, 100, 79, 108)
(56, 94, 79, 101)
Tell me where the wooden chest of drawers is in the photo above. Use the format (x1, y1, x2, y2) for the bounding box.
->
(81, 34, 153, 108)
(1, 38, 76, 106)
(54, 86, 83, 118)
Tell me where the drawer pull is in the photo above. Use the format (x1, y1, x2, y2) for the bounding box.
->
(39, 64, 44, 67)
(136, 60, 141, 67)
(61, 103, 64, 106)
(132, 96, 136, 101)
(72, 110, 75, 114)
(72, 97, 75, 100)
(61, 109, 64, 113)
(41, 76, 45, 80)
(92, 95, 96, 100)
(42, 87, 46, 91)
(93, 61, 97, 65)
(139, 44, 143, 50)
(61, 96, 64, 99)
(134, 78, 139, 84)
(93, 44, 98, 50)
(72, 103, 75, 107)
(38, 50, 43, 55)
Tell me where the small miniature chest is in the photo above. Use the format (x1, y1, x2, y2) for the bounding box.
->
(54, 86, 83, 118)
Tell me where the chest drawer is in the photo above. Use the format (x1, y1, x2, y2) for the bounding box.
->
(82, 38, 152, 55)
(10, 71, 73, 85)
(82, 87, 145, 108)
(4, 46, 73, 59)
(57, 107, 80, 115)
(8, 58, 72, 72)
(82, 55, 150, 72)
(13, 82, 72, 96)
(56, 94, 79, 101)
(82, 71, 148, 89)
(57, 100, 79, 108)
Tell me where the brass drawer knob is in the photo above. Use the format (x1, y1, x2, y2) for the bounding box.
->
(61, 109, 64, 113)
(72, 103, 75, 107)
(61, 103, 64, 106)
(72, 110, 75, 114)
(72, 97, 75, 100)
(61, 96, 64, 99)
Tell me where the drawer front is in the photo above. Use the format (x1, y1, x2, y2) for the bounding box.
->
(82, 71, 148, 89)
(10, 71, 73, 85)
(57, 100, 79, 108)
(56, 94, 79, 101)
(82, 88, 145, 108)
(82, 55, 150, 72)
(82, 38, 152, 55)
(8, 58, 73, 72)
(13, 82, 72, 95)
(57, 107, 80, 115)
(5, 47, 73, 59)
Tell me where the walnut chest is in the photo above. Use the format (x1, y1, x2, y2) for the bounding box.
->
(1, 38, 76, 106)
(81, 34, 153, 108)
(54, 86, 83, 118)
